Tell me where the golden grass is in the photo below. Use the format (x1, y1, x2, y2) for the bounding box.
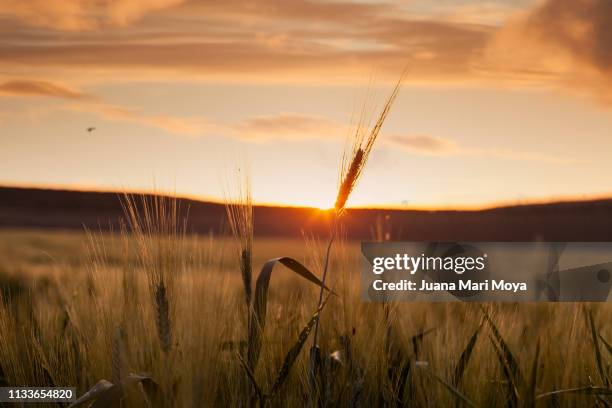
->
(0, 229, 611, 406)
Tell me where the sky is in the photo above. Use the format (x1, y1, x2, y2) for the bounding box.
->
(1, 0, 612, 209)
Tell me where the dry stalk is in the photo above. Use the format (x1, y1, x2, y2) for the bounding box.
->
(310, 74, 404, 396)
(225, 172, 253, 310)
(122, 193, 185, 355)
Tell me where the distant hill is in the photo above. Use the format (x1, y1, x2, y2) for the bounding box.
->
(1, 186, 612, 241)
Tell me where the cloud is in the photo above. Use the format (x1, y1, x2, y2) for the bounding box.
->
(0, 0, 492, 84)
(0, 0, 185, 31)
(423, 2, 528, 25)
(74, 109, 344, 141)
(230, 113, 344, 141)
(68, 102, 206, 136)
(388, 134, 458, 154)
(483, 0, 612, 103)
(0, 1, 91, 31)
(0, 0, 610, 105)
(522, 0, 612, 73)
(389, 134, 578, 164)
(0, 77, 205, 135)
(0, 27, 489, 84)
(0, 79, 90, 99)
(105, 0, 185, 27)
(181, 0, 391, 25)
(0, 77, 341, 138)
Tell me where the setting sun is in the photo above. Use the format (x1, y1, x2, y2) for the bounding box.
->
(306, 198, 334, 211)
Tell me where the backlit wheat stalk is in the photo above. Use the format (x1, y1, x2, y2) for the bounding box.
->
(308, 75, 405, 399)
(225, 171, 253, 309)
(312, 74, 405, 350)
(122, 193, 186, 354)
(334, 74, 404, 213)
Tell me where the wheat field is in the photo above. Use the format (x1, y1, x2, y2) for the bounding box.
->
(0, 227, 611, 407)
(1, 79, 611, 407)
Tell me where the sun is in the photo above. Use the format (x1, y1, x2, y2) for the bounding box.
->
(256, 183, 336, 210)
(311, 199, 333, 211)
(299, 196, 333, 211)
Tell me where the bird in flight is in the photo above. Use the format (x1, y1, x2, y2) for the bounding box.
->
(87, 127, 96, 132)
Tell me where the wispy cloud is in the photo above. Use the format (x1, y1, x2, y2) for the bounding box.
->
(0, 77, 345, 138)
(0, 75, 591, 165)
(67, 102, 206, 136)
(389, 134, 579, 164)
(388, 134, 457, 154)
(1, 0, 611, 141)
(0, 79, 91, 99)
(0, 0, 608, 106)
(0, 0, 491, 84)
(0, 77, 205, 135)
(483, 0, 612, 103)
(0, 0, 185, 31)
(421, 2, 529, 25)
(229, 113, 344, 141)
(0, 0, 604, 86)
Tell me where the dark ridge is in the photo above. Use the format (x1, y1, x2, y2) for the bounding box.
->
(1, 186, 612, 241)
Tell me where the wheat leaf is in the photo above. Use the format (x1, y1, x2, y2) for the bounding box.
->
(122, 373, 162, 405)
(599, 334, 612, 356)
(586, 308, 609, 387)
(419, 367, 475, 407)
(248, 256, 333, 370)
(410, 327, 436, 358)
(482, 306, 524, 388)
(454, 320, 483, 386)
(69, 379, 116, 407)
(525, 340, 541, 408)
(489, 334, 519, 406)
(90, 385, 123, 408)
(277, 257, 335, 293)
(237, 351, 265, 402)
(537, 386, 612, 399)
(270, 295, 330, 396)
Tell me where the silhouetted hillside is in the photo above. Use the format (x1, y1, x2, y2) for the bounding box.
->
(1, 186, 612, 241)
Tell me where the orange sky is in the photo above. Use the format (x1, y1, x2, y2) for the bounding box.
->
(1, 0, 612, 209)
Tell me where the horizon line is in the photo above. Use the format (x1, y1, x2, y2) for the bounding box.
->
(2, 181, 612, 212)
